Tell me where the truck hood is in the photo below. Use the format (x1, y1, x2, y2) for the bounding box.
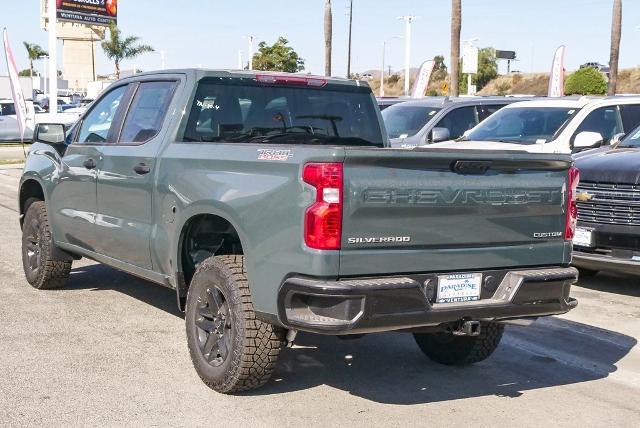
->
(573, 146, 640, 184)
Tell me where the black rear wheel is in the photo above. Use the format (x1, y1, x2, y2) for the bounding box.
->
(185, 255, 285, 393)
(413, 321, 504, 365)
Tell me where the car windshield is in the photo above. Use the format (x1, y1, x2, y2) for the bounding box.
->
(465, 106, 578, 145)
(183, 78, 384, 147)
(381, 105, 441, 138)
(618, 125, 640, 148)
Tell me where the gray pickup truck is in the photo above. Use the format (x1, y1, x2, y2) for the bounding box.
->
(19, 69, 579, 394)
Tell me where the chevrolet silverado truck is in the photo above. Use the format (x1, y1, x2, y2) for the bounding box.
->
(19, 69, 579, 394)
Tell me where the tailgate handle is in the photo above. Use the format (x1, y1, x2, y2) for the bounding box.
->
(452, 160, 492, 175)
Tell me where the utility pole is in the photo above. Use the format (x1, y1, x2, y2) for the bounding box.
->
(347, 0, 353, 78)
(47, 0, 57, 113)
(397, 15, 416, 96)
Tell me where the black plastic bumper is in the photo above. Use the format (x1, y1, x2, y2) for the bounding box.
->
(277, 267, 578, 334)
(573, 251, 640, 275)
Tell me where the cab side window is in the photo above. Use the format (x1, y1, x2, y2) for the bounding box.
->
(620, 104, 640, 133)
(572, 106, 623, 145)
(77, 85, 127, 144)
(435, 106, 477, 139)
(119, 81, 177, 143)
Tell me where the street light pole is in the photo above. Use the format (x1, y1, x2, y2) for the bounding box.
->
(347, 0, 353, 78)
(397, 15, 416, 96)
(380, 36, 401, 97)
(47, 0, 57, 113)
(245, 35, 255, 70)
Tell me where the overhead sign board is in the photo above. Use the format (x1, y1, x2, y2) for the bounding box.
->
(56, 0, 117, 26)
(462, 45, 478, 74)
(495, 50, 516, 60)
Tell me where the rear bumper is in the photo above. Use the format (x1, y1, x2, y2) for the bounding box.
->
(277, 267, 578, 334)
(572, 250, 640, 275)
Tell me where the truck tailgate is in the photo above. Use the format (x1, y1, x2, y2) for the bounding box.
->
(340, 148, 573, 276)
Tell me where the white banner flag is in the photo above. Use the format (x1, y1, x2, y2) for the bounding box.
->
(411, 60, 435, 99)
(548, 45, 566, 98)
(3, 28, 28, 141)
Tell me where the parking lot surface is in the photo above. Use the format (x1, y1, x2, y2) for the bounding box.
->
(0, 164, 639, 427)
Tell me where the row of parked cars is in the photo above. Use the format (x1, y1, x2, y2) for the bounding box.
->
(0, 97, 88, 143)
(379, 94, 640, 278)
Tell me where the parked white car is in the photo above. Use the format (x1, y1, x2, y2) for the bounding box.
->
(431, 97, 640, 153)
(0, 99, 36, 142)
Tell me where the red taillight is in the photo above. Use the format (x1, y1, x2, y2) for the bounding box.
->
(303, 163, 343, 250)
(255, 74, 327, 87)
(565, 166, 580, 240)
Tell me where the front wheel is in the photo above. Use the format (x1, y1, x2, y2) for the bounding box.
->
(21, 201, 71, 290)
(185, 255, 286, 393)
(413, 321, 504, 365)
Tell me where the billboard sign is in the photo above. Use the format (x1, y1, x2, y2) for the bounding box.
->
(495, 50, 516, 60)
(56, 0, 117, 26)
(462, 44, 478, 75)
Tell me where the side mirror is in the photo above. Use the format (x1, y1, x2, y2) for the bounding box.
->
(34, 123, 66, 153)
(610, 133, 626, 145)
(574, 131, 603, 149)
(431, 127, 451, 143)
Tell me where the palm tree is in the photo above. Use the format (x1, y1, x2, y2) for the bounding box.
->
(324, 0, 332, 76)
(608, 0, 622, 95)
(101, 22, 154, 79)
(23, 42, 48, 78)
(450, 0, 461, 96)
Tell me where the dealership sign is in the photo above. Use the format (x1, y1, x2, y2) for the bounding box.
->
(56, 0, 117, 26)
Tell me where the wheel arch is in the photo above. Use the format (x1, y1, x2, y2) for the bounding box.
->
(19, 178, 46, 228)
(175, 210, 248, 310)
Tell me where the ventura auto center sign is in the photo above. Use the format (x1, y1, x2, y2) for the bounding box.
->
(56, 0, 117, 26)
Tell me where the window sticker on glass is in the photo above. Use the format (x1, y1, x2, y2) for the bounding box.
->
(568, 109, 575, 115)
(428, 110, 436, 116)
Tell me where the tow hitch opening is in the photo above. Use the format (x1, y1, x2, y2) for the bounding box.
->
(452, 320, 481, 336)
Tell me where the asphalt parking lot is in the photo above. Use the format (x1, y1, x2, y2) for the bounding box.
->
(0, 163, 639, 426)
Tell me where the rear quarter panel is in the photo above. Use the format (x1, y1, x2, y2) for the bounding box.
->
(154, 143, 346, 315)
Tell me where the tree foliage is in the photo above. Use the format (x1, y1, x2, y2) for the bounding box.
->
(101, 22, 154, 78)
(432, 55, 447, 82)
(565, 67, 607, 95)
(23, 42, 48, 77)
(252, 37, 305, 73)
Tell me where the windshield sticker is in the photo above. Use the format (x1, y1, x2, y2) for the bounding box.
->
(567, 109, 575, 115)
(399, 133, 409, 139)
(428, 110, 436, 116)
(257, 149, 293, 161)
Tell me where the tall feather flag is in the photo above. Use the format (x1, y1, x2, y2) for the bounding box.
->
(548, 45, 566, 97)
(3, 28, 28, 143)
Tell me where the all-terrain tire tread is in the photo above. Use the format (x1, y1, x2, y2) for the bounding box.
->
(23, 201, 71, 290)
(187, 255, 285, 393)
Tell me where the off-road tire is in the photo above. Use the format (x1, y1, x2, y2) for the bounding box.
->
(21, 201, 71, 290)
(413, 321, 504, 365)
(185, 255, 286, 393)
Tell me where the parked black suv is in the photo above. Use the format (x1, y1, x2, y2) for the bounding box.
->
(572, 126, 640, 275)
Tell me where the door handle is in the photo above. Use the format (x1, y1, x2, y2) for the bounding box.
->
(83, 158, 96, 169)
(133, 163, 151, 175)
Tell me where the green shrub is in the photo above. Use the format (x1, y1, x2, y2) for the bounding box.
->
(564, 67, 607, 95)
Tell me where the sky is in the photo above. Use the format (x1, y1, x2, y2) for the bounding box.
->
(1, 0, 640, 78)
